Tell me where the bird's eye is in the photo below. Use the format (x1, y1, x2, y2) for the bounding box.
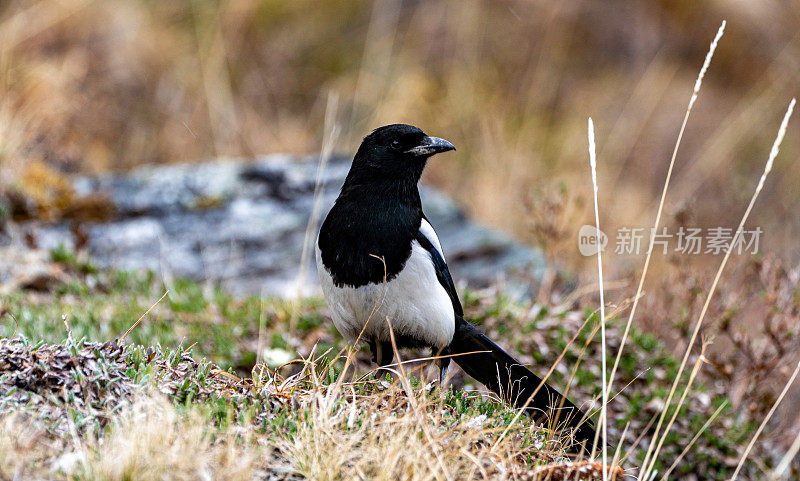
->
(390, 140, 402, 150)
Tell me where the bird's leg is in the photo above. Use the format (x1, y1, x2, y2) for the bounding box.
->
(369, 340, 394, 367)
(437, 354, 451, 387)
(377, 341, 394, 367)
(367, 339, 378, 364)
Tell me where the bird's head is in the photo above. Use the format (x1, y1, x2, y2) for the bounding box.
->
(351, 124, 455, 181)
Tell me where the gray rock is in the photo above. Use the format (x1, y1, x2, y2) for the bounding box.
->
(7, 155, 546, 297)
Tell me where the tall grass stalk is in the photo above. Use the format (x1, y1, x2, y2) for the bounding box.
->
(606, 20, 726, 404)
(637, 97, 796, 481)
(290, 92, 340, 332)
(587, 117, 608, 478)
(296, 91, 340, 298)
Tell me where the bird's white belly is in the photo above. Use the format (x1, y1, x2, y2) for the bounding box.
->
(316, 241, 455, 349)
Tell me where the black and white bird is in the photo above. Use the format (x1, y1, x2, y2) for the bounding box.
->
(316, 124, 595, 448)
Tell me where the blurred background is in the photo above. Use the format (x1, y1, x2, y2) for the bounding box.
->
(1, 0, 798, 273)
(2, 0, 800, 468)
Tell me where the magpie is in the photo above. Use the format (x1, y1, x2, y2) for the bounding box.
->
(316, 124, 596, 448)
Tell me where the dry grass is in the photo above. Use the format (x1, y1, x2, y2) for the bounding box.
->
(0, 386, 613, 481)
(277, 381, 540, 480)
(0, 334, 622, 481)
(0, 397, 267, 481)
(76, 398, 263, 481)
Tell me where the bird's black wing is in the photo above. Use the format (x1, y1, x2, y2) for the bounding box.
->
(415, 217, 463, 317)
(415, 215, 595, 452)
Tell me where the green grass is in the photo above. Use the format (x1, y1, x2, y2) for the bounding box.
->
(3, 264, 328, 373)
(0, 253, 759, 480)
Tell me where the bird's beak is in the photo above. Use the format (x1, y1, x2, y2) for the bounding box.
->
(405, 136, 456, 157)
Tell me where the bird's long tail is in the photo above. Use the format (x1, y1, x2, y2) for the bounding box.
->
(446, 317, 596, 450)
